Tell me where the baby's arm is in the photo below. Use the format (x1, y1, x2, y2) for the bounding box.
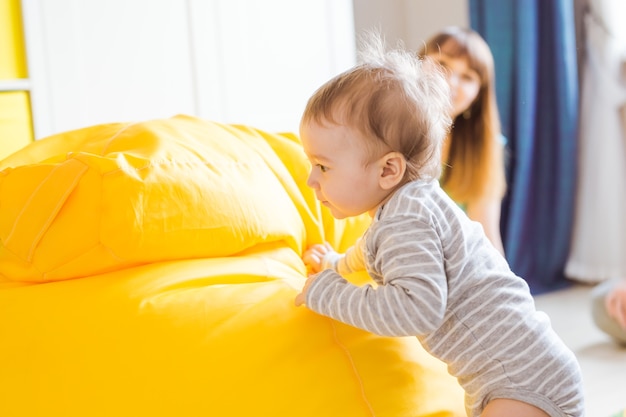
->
(298, 239, 367, 307)
(299, 218, 448, 337)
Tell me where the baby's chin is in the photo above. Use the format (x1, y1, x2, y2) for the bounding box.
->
(326, 206, 350, 220)
(329, 209, 349, 220)
(330, 207, 370, 221)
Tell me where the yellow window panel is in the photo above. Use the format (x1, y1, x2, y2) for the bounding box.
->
(0, 0, 28, 79)
(0, 92, 33, 160)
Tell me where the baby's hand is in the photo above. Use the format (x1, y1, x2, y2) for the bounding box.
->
(294, 273, 318, 307)
(302, 242, 334, 275)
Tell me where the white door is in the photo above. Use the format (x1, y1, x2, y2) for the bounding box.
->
(21, 0, 356, 138)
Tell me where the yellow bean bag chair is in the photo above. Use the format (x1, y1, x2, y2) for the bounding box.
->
(0, 115, 464, 417)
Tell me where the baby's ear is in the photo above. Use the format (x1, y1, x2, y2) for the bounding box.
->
(379, 152, 406, 190)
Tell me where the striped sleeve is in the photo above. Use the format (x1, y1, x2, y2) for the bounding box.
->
(305, 215, 447, 337)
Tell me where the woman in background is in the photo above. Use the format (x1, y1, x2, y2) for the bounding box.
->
(418, 27, 507, 255)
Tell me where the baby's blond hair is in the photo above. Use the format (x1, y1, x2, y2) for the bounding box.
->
(301, 32, 452, 183)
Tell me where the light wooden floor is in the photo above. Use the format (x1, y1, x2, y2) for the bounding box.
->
(534, 284, 626, 417)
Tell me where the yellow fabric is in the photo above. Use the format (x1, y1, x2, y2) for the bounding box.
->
(0, 115, 465, 416)
(1, 117, 308, 282)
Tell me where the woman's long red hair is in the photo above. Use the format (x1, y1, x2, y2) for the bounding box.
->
(419, 27, 506, 204)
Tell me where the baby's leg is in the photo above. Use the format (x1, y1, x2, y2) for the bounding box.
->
(481, 398, 550, 417)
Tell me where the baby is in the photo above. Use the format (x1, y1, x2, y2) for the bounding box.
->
(294, 35, 584, 417)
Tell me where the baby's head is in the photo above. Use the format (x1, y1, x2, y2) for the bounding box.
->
(300, 33, 452, 184)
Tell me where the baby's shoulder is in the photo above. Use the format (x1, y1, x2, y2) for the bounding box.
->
(387, 181, 463, 221)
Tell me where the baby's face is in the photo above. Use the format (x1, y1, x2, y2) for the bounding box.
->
(300, 120, 389, 219)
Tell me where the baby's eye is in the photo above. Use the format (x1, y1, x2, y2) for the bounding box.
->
(316, 164, 328, 173)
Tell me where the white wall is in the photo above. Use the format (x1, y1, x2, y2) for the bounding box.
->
(352, 0, 469, 51)
(22, 0, 357, 138)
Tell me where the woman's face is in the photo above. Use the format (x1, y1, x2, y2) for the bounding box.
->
(428, 52, 481, 118)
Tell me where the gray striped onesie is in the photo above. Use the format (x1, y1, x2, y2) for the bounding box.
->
(305, 180, 584, 417)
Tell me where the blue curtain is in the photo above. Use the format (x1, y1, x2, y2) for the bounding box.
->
(469, 0, 579, 294)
